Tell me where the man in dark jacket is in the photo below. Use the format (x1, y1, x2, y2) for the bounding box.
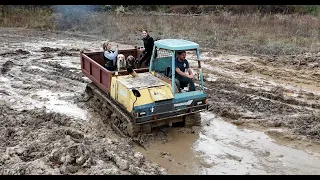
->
(139, 30, 154, 67)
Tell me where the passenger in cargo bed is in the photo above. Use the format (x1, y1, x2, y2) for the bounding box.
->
(103, 42, 118, 71)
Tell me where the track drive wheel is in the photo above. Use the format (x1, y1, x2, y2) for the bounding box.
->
(184, 112, 202, 127)
(141, 123, 152, 134)
(110, 112, 141, 137)
(85, 84, 93, 97)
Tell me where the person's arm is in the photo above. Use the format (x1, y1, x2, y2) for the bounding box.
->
(186, 60, 192, 74)
(175, 61, 190, 78)
(104, 48, 119, 65)
(104, 51, 114, 60)
(186, 61, 193, 78)
(112, 48, 118, 66)
(187, 68, 194, 79)
(187, 68, 193, 75)
(146, 37, 154, 53)
(140, 39, 146, 52)
(175, 68, 189, 78)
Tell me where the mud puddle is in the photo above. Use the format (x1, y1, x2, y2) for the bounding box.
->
(135, 112, 320, 175)
(134, 128, 202, 175)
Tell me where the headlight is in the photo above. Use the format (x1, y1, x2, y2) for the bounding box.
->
(138, 111, 146, 117)
(197, 101, 203, 105)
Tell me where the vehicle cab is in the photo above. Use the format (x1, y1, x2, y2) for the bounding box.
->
(149, 39, 205, 94)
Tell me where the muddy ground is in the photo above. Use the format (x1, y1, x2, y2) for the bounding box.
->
(197, 52, 320, 141)
(0, 27, 320, 175)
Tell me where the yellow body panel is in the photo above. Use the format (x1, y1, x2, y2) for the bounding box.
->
(110, 73, 174, 112)
(110, 78, 117, 100)
(149, 86, 174, 102)
(127, 88, 154, 112)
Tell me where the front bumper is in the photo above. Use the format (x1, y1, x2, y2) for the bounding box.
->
(134, 103, 208, 124)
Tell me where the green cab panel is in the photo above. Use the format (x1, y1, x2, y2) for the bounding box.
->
(155, 39, 199, 51)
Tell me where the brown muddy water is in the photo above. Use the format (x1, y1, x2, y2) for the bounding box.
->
(135, 112, 320, 175)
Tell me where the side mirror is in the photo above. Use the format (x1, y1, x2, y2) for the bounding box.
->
(132, 89, 141, 97)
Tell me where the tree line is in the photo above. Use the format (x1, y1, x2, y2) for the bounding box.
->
(1, 5, 319, 17)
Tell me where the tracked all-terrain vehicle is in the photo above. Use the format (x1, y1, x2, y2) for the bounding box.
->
(80, 39, 208, 137)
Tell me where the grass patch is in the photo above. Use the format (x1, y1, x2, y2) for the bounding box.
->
(1, 8, 320, 56)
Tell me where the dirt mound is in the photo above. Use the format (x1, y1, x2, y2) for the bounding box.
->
(57, 50, 73, 57)
(40, 47, 61, 52)
(207, 79, 303, 115)
(1, 60, 14, 74)
(233, 62, 256, 73)
(42, 53, 54, 59)
(0, 49, 30, 57)
(21, 61, 88, 84)
(257, 52, 320, 70)
(286, 114, 320, 140)
(0, 103, 167, 175)
(205, 78, 320, 140)
(16, 49, 30, 55)
(68, 48, 81, 52)
(40, 47, 78, 56)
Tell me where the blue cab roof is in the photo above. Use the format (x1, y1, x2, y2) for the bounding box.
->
(154, 39, 199, 50)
